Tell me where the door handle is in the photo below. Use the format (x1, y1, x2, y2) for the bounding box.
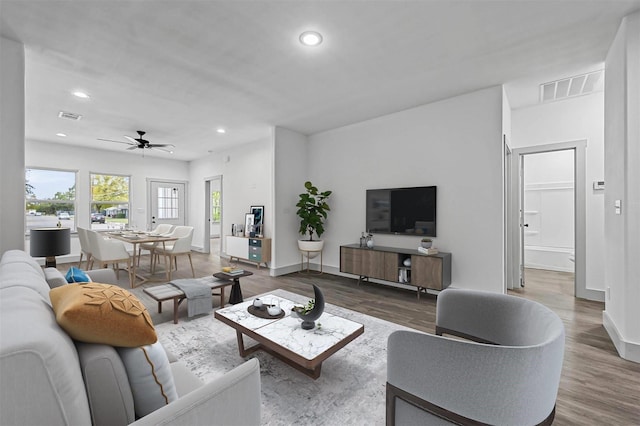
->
(523, 224, 529, 227)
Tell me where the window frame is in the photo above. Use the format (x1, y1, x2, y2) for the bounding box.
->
(25, 167, 77, 235)
(89, 172, 131, 230)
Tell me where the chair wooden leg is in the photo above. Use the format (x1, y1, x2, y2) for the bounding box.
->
(128, 259, 134, 288)
(188, 253, 195, 277)
(114, 264, 120, 279)
(137, 247, 142, 266)
(78, 253, 84, 268)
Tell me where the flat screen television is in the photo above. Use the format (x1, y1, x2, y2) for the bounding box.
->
(366, 186, 436, 237)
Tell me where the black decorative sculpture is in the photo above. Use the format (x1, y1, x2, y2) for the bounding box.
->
(291, 284, 325, 330)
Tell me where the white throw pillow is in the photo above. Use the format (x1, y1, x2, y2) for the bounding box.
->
(117, 342, 178, 417)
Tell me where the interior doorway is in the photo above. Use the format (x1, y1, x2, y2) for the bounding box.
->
(521, 150, 575, 293)
(203, 176, 222, 255)
(508, 140, 587, 298)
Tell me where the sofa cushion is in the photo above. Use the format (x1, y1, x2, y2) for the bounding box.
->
(76, 342, 135, 425)
(50, 283, 157, 347)
(0, 262, 52, 304)
(117, 342, 178, 417)
(0, 249, 45, 279)
(65, 266, 91, 283)
(44, 267, 69, 288)
(0, 286, 91, 426)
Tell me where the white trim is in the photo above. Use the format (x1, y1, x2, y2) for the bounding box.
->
(603, 311, 640, 363)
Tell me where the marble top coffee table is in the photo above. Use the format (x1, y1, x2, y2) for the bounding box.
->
(214, 292, 364, 379)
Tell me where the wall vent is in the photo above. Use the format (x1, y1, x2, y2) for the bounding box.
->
(58, 111, 83, 121)
(540, 70, 604, 103)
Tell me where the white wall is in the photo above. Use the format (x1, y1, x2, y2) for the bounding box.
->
(189, 137, 274, 258)
(272, 127, 309, 273)
(303, 87, 505, 292)
(0, 36, 26, 253)
(511, 91, 605, 292)
(603, 11, 640, 363)
(25, 140, 190, 262)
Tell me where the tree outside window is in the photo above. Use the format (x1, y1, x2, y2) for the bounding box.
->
(90, 174, 130, 230)
(25, 168, 76, 233)
(211, 191, 221, 222)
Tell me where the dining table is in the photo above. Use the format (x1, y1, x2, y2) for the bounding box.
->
(106, 231, 178, 286)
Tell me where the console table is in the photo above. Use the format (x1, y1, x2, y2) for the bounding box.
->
(340, 244, 451, 298)
(226, 236, 271, 268)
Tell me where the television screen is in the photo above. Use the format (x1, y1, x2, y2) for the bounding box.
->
(366, 186, 436, 237)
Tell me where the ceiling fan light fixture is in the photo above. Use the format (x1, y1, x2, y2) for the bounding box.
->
(216, 127, 226, 134)
(299, 31, 323, 47)
(72, 91, 90, 99)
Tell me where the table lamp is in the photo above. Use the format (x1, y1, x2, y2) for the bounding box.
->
(30, 227, 71, 268)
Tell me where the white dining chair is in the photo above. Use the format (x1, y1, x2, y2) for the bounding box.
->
(86, 229, 134, 287)
(137, 223, 175, 267)
(76, 227, 92, 270)
(152, 226, 195, 280)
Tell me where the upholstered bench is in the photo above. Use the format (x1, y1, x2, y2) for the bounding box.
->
(143, 276, 234, 324)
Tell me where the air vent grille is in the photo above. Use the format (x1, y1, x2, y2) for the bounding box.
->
(58, 111, 83, 121)
(540, 70, 604, 103)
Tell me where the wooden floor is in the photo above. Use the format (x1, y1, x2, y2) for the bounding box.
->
(64, 247, 640, 425)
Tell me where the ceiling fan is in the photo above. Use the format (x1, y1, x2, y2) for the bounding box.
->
(98, 130, 175, 153)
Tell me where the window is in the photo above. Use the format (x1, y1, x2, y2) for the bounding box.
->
(90, 173, 130, 230)
(211, 190, 221, 222)
(157, 187, 179, 219)
(25, 168, 76, 233)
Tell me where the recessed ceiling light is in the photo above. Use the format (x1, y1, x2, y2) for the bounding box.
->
(299, 31, 323, 47)
(56, 133, 67, 137)
(216, 128, 226, 134)
(72, 91, 90, 99)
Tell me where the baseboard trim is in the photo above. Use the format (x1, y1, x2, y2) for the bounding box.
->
(603, 311, 640, 363)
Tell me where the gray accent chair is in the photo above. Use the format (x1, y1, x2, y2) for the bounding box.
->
(387, 288, 565, 425)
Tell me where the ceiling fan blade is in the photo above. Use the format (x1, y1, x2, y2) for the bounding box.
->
(124, 135, 138, 144)
(126, 145, 139, 150)
(152, 147, 174, 153)
(148, 144, 175, 148)
(98, 138, 136, 146)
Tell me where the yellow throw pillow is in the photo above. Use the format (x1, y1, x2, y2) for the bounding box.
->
(50, 283, 157, 347)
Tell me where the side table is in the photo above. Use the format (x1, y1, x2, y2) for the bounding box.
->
(213, 270, 254, 304)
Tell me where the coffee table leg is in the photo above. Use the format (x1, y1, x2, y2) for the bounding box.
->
(229, 279, 243, 304)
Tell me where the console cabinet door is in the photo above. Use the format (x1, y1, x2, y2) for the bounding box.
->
(226, 236, 248, 259)
(340, 247, 385, 279)
(340, 247, 362, 275)
(412, 255, 443, 290)
(383, 252, 400, 282)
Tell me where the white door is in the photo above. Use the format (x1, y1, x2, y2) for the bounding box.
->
(149, 181, 186, 230)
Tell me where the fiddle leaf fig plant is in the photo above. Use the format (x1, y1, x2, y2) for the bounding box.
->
(296, 181, 332, 241)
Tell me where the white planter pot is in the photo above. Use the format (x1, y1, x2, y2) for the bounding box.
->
(298, 240, 324, 259)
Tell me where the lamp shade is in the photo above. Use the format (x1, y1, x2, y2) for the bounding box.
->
(30, 228, 71, 265)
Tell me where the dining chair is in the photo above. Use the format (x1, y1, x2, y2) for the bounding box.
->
(137, 223, 175, 267)
(152, 226, 195, 280)
(86, 229, 134, 287)
(76, 227, 92, 270)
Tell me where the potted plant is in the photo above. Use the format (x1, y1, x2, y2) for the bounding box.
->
(420, 238, 433, 248)
(296, 181, 332, 256)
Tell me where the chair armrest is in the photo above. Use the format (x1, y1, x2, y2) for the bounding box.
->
(387, 330, 562, 425)
(130, 358, 261, 426)
(87, 269, 118, 284)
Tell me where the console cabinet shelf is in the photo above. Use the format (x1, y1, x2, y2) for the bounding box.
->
(226, 236, 271, 268)
(340, 244, 451, 298)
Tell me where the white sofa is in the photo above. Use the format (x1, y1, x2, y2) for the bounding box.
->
(0, 250, 261, 425)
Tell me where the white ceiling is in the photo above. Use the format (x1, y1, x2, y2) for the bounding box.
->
(2, 1, 639, 161)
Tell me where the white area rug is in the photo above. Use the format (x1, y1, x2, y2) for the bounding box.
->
(155, 289, 414, 426)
